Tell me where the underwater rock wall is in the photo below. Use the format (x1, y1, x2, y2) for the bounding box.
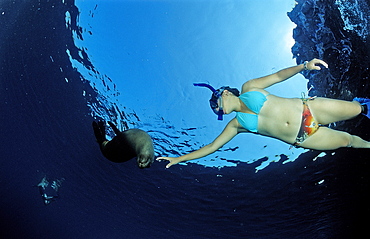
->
(288, 0, 370, 99)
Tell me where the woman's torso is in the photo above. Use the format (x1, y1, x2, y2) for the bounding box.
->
(236, 88, 303, 144)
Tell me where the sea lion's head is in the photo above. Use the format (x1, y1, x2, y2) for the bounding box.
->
(137, 153, 154, 169)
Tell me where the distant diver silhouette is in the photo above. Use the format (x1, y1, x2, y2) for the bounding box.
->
(92, 121, 154, 168)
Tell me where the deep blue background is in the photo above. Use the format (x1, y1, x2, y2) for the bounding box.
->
(1, 0, 369, 238)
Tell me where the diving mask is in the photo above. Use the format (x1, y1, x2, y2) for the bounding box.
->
(193, 83, 226, 120)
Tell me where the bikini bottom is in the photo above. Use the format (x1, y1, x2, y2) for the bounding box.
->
(293, 98, 319, 146)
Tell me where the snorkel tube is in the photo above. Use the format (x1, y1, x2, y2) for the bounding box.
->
(193, 83, 224, 120)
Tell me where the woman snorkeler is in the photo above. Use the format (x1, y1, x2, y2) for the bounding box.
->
(157, 59, 370, 168)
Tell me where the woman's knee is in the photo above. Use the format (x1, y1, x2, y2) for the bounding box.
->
(326, 131, 352, 148)
(345, 134, 354, 147)
(347, 134, 370, 148)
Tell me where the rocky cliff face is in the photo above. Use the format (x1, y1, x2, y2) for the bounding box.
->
(288, 0, 370, 100)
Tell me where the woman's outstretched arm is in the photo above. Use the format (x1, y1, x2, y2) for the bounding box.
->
(242, 58, 328, 92)
(156, 118, 240, 168)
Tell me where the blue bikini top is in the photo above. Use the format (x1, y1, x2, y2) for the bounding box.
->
(236, 91, 269, 132)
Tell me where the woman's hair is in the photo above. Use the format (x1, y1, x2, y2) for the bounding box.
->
(209, 86, 240, 109)
(224, 87, 240, 97)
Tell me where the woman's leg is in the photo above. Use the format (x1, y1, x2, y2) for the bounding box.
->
(299, 127, 370, 150)
(307, 98, 362, 125)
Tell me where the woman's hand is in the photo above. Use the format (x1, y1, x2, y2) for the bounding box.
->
(156, 157, 183, 168)
(306, 58, 329, 70)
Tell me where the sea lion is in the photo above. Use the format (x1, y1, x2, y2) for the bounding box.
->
(92, 121, 154, 168)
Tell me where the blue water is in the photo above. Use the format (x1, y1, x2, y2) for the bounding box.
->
(70, 0, 309, 170)
(0, 0, 369, 238)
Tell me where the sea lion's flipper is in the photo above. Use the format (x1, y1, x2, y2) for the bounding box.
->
(92, 121, 107, 144)
(108, 121, 121, 135)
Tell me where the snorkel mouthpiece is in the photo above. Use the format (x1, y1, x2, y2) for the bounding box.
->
(217, 109, 224, 120)
(193, 83, 224, 120)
